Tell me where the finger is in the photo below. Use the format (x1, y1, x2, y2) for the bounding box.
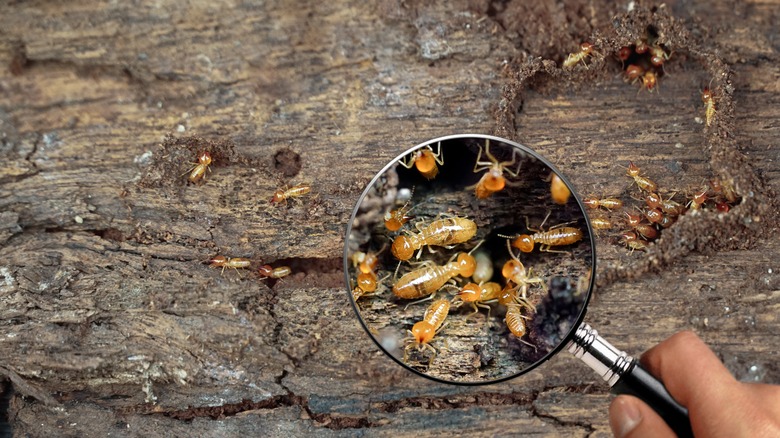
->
(639, 330, 736, 408)
(609, 395, 676, 438)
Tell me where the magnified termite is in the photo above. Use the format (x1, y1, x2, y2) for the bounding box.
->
(501, 250, 548, 299)
(468, 139, 522, 199)
(505, 303, 536, 349)
(184, 150, 213, 183)
(550, 173, 571, 205)
(392, 248, 478, 300)
(391, 216, 477, 261)
(209, 255, 252, 276)
(502, 212, 583, 254)
(403, 298, 450, 365)
(399, 142, 443, 180)
(270, 183, 312, 205)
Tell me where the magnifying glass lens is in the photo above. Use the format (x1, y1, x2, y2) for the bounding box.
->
(345, 135, 594, 384)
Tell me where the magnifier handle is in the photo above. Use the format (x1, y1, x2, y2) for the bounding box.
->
(568, 324, 693, 438)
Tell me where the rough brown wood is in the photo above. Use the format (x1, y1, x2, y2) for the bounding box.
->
(1, 0, 778, 436)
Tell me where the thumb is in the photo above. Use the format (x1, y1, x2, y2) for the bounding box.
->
(609, 395, 677, 438)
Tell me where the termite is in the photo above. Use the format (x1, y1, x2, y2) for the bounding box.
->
(258, 264, 292, 280)
(403, 298, 450, 364)
(625, 161, 658, 193)
(583, 196, 623, 210)
(209, 255, 252, 276)
(504, 212, 583, 254)
(563, 42, 595, 69)
(617, 46, 632, 67)
(186, 150, 213, 183)
(505, 303, 536, 349)
(686, 189, 708, 210)
(643, 207, 664, 224)
(391, 216, 477, 261)
(452, 282, 503, 319)
(645, 192, 685, 216)
(505, 303, 530, 337)
(270, 184, 312, 205)
(351, 272, 391, 301)
(384, 198, 415, 232)
(621, 232, 647, 253)
(399, 142, 443, 180)
(702, 87, 716, 127)
(635, 223, 659, 240)
(625, 64, 644, 84)
(550, 173, 571, 205)
(392, 250, 477, 300)
(635, 39, 649, 54)
(468, 139, 521, 199)
(501, 254, 547, 300)
(649, 45, 670, 67)
(589, 217, 612, 231)
(640, 71, 658, 92)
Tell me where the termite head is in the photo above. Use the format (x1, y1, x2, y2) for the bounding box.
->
(501, 259, 525, 280)
(511, 235, 535, 253)
(635, 40, 649, 54)
(483, 168, 507, 192)
(579, 41, 594, 55)
(583, 197, 599, 209)
(626, 161, 640, 177)
(624, 211, 642, 228)
(650, 55, 665, 67)
(356, 272, 378, 293)
(384, 210, 414, 232)
(410, 321, 435, 345)
(415, 149, 439, 179)
(456, 252, 477, 277)
(618, 46, 632, 61)
(458, 283, 481, 303)
(209, 255, 227, 265)
(620, 231, 638, 243)
(391, 235, 414, 261)
(641, 71, 657, 91)
(258, 264, 273, 277)
(702, 87, 713, 103)
(270, 189, 285, 204)
(197, 151, 212, 166)
(716, 201, 730, 213)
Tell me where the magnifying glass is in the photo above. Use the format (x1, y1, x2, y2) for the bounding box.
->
(344, 134, 692, 437)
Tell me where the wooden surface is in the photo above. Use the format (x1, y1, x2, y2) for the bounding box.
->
(1, 0, 778, 436)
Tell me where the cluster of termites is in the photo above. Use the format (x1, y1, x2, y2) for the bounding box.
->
(350, 140, 588, 372)
(583, 161, 739, 253)
(615, 33, 671, 93)
(565, 29, 717, 124)
(181, 148, 311, 282)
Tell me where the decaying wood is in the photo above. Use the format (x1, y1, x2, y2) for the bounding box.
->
(1, 0, 778, 436)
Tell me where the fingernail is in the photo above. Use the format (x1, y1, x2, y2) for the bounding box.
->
(615, 397, 642, 437)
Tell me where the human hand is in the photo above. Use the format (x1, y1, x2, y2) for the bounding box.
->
(609, 330, 780, 437)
